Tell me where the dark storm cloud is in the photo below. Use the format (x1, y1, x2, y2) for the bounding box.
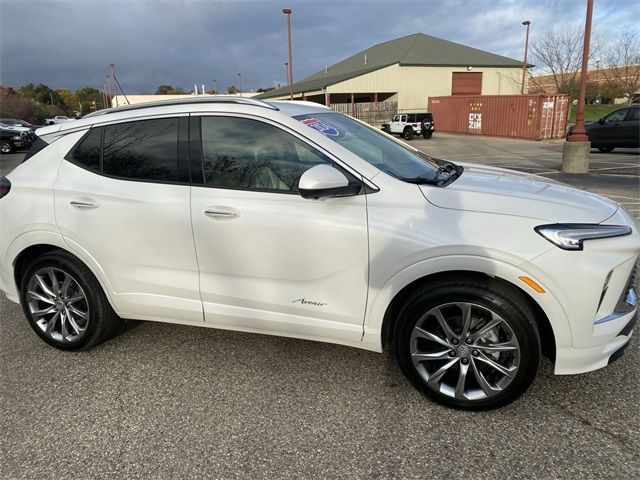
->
(0, 0, 636, 93)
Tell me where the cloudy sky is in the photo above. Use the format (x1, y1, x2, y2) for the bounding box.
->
(0, 0, 636, 94)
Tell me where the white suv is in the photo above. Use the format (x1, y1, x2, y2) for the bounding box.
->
(0, 97, 637, 409)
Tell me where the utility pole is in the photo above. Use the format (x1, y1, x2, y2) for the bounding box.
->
(521, 20, 531, 94)
(562, 0, 594, 173)
(237, 73, 242, 95)
(212, 79, 217, 94)
(282, 8, 293, 99)
(109, 64, 118, 107)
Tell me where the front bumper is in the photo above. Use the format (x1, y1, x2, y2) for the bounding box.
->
(525, 206, 639, 375)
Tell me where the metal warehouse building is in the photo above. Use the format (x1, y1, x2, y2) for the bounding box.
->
(258, 33, 527, 120)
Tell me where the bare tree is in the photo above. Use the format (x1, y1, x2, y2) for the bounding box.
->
(530, 27, 601, 99)
(600, 26, 640, 103)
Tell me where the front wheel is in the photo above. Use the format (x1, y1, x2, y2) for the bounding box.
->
(381, 125, 391, 134)
(19, 251, 121, 350)
(403, 128, 414, 140)
(394, 277, 540, 410)
(0, 141, 14, 154)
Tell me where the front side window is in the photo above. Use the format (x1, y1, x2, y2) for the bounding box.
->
(102, 118, 179, 181)
(604, 109, 628, 123)
(68, 127, 102, 171)
(200, 116, 330, 192)
(392, 115, 400, 122)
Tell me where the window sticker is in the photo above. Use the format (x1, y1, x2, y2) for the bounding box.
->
(301, 117, 340, 137)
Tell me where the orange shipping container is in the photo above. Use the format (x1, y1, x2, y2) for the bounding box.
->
(428, 94, 569, 141)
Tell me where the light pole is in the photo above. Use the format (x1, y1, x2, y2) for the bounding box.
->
(109, 64, 118, 107)
(237, 73, 242, 95)
(212, 79, 216, 94)
(521, 20, 531, 94)
(284, 62, 289, 86)
(282, 8, 293, 99)
(562, 0, 594, 173)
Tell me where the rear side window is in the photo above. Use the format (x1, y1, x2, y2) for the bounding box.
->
(68, 127, 102, 171)
(22, 136, 51, 163)
(102, 118, 179, 182)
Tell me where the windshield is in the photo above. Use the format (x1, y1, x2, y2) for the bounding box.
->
(294, 112, 441, 181)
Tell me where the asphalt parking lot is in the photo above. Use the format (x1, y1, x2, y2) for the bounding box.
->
(1, 136, 639, 479)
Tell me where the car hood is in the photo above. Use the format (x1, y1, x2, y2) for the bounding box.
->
(420, 163, 618, 223)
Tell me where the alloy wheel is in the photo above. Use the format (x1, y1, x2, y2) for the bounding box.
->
(26, 267, 90, 343)
(410, 302, 520, 401)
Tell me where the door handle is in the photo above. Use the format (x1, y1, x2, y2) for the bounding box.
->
(203, 207, 240, 219)
(70, 200, 100, 210)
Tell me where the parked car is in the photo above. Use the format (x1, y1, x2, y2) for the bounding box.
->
(0, 118, 39, 131)
(44, 115, 73, 125)
(381, 112, 435, 140)
(0, 97, 638, 410)
(567, 105, 639, 152)
(0, 129, 32, 154)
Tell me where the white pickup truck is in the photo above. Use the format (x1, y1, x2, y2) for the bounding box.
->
(44, 115, 73, 126)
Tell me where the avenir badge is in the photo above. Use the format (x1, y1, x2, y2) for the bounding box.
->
(302, 117, 339, 137)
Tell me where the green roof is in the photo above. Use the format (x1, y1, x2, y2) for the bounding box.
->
(257, 33, 525, 99)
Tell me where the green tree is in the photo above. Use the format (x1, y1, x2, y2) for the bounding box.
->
(75, 87, 103, 114)
(18, 83, 66, 109)
(56, 88, 80, 113)
(155, 85, 185, 94)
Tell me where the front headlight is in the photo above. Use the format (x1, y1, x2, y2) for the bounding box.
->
(535, 224, 632, 250)
(11, 135, 21, 141)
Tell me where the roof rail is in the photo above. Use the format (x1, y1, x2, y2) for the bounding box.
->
(84, 96, 279, 118)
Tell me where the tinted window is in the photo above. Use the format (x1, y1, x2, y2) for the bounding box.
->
(200, 116, 330, 191)
(604, 109, 628, 123)
(103, 118, 179, 181)
(68, 127, 102, 170)
(627, 108, 639, 121)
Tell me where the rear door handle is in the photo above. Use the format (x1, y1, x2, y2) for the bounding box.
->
(203, 207, 240, 219)
(70, 200, 100, 210)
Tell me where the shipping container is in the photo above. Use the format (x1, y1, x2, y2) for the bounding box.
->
(428, 94, 569, 140)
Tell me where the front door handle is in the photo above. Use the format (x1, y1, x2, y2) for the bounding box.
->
(203, 207, 240, 219)
(70, 200, 100, 210)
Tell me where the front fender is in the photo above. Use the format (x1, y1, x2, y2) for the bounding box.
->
(361, 254, 570, 352)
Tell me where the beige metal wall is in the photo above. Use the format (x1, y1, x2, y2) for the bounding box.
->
(326, 64, 525, 111)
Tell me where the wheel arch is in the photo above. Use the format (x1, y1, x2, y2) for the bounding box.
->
(11, 240, 118, 313)
(367, 265, 562, 364)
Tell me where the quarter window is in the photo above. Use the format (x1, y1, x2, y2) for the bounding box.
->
(69, 127, 102, 171)
(102, 118, 179, 181)
(200, 116, 330, 192)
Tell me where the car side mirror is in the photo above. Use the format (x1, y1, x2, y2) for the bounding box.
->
(597, 118, 605, 125)
(298, 165, 361, 200)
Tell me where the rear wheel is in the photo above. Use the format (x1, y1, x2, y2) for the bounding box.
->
(597, 146, 614, 152)
(394, 277, 540, 409)
(0, 141, 14, 154)
(403, 127, 414, 140)
(423, 132, 433, 139)
(19, 251, 121, 350)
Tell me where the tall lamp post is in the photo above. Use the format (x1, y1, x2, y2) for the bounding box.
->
(562, 0, 594, 173)
(237, 73, 242, 95)
(282, 8, 294, 100)
(521, 20, 531, 94)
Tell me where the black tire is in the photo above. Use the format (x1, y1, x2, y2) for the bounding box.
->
(393, 276, 540, 410)
(422, 132, 433, 139)
(403, 128, 414, 140)
(597, 147, 614, 153)
(0, 141, 14, 154)
(47, 121, 54, 125)
(19, 250, 121, 351)
(381, 125, 391, 134)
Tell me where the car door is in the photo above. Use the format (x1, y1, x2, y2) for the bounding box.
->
(54, 116, 202, 323)
(189, 115, 369, 346)
(390, 115, 406, 134)
(591, 108, 628, 145)
(621, 107, 639, 147)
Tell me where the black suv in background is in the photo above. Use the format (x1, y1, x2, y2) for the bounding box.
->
(381, 112, 435, 140)
(1, 129, 32, 154)
(568, 105, 639, 152)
